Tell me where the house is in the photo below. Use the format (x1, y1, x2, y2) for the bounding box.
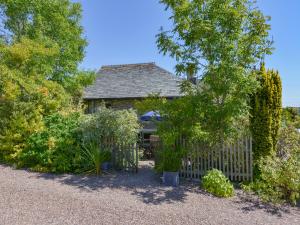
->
(83, 62, 182, 113)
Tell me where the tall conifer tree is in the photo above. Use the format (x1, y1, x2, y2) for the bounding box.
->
(270, 70, 282, 149)
(250, 64, 282, 162)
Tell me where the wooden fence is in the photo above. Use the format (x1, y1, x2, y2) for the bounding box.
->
(179, 137, 253, 182)
(101, 139, 139, 173)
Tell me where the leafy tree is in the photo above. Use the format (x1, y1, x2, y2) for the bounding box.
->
(157, 0, 273, 143)
(0, 0, 88, 89)
(250, 64, 282, 162)
(157, 95, 207, 145)
(0, 0, 94, 161)
(0, 39, 71, 160)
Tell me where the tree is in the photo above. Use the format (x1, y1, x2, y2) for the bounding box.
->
(0, 0, 93, 95)
(269, 69, 282, 149)
(250, 64, 282, 162)
(157, 0, 273, 143)
(0, 0, 94, 161)
(0, 38, 71, 160)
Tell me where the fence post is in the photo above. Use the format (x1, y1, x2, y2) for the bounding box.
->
(135, 143, 138, 173)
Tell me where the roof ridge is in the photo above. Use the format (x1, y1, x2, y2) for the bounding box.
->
(101, 62, 155, 68)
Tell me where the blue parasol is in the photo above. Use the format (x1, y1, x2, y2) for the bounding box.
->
(140, 111, 162, 121)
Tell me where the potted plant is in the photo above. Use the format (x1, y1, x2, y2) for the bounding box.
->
(159, 146, 184, 187)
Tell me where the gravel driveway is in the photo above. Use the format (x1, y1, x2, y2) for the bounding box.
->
(0, 161, 299, 225)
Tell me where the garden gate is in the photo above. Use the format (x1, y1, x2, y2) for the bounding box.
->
(102, 139, 139, 173)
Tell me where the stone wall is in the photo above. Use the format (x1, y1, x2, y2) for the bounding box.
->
(85, 99, 136, 113)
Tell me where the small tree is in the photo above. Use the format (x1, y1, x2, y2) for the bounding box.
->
(157, 0, 273, 143)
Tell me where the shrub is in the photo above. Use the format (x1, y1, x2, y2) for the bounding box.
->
(243, 126, 300, 205)
(80, 142, 111, 175)
(202, 169, 234, 198)
(251, 156, 300, 205)
(277, 126, 300, 159)
(156, 146, 184, 172)
(80, 107, 140, 145)
(18, 112, 83, 173)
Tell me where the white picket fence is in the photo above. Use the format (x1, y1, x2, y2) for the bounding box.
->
(180, 137, 253, 181)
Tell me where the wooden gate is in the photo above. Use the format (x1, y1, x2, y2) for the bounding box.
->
(111, 143, 139, 173)
(101, 139, 139, 173)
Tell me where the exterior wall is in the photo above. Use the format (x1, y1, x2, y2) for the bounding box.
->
(85, 97, 177, 114)
(85, 99, 136, 113)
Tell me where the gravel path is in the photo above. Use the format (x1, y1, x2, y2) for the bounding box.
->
(0, 161, 299, 225)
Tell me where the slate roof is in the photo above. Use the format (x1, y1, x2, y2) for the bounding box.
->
(83, 62, 182, 99)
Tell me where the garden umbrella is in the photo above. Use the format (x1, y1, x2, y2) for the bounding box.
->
(140, 111, 162, 121)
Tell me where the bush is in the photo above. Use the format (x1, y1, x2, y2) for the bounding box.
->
(244, 154, 300, 205)
(156, 146, 184, 172)
(15, 107, 140, 175)
(277, 126, 300, 159)
(18, 112, 83, 173)
(244, 126, 300, 205)
(80, 107, 140, 145)
(202, 169, 234, 198)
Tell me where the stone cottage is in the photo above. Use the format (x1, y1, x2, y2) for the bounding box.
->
(83, 62, 182, 113)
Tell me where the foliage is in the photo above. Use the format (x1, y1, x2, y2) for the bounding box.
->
(250, 64, 282, 162)
(158, 95, 208, 145)
(80, 142, 111, 175)
(0, 0, 94, 163)
(243, 126, 300, 205)
(282, 107, 300, 129)
(17, 112, 83, 173)
(15, 108, 138, 174)
(0, 0, 90, 91)
(157, 0, 273, 144)
(277, 126, 300, 159)
(134, 93, 167, 115)
(80, 107, 140, 146)
(0, 39, 72, 161)
(156, 146, 185, 172)
(137, 93, 249, 150)
(202, 169, 234, 198)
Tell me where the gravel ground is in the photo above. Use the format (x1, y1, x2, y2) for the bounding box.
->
(0, 161, 299, 225)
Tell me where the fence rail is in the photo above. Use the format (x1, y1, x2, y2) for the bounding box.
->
(179, 137, 253, 181)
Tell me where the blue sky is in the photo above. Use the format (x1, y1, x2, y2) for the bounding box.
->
(77, 0, 300, 107)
